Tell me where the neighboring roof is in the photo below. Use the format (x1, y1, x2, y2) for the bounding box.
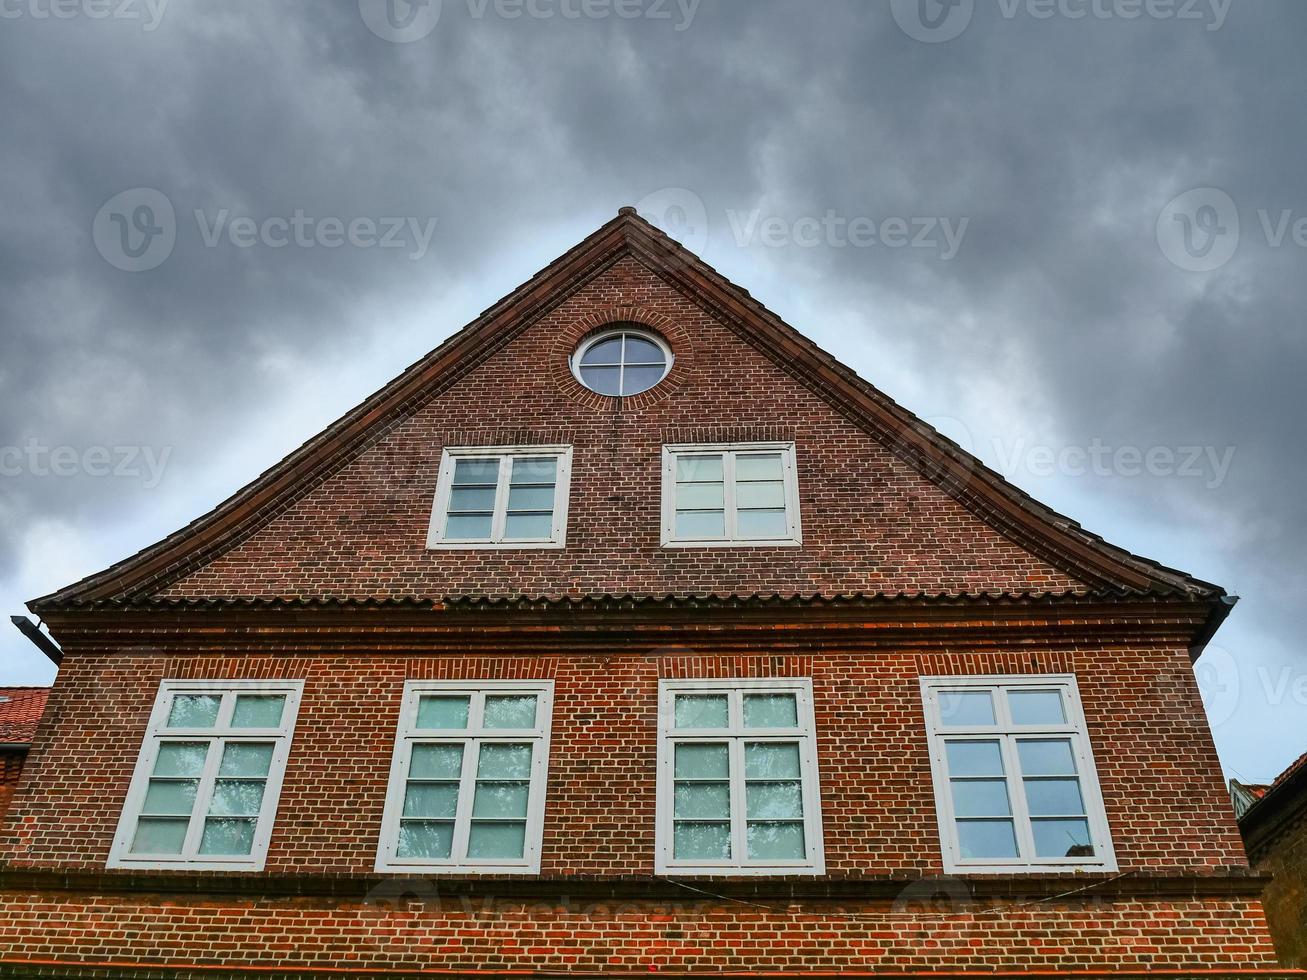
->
(0, 687, 50, 745)
(31, 208, 1225, 614)
(1241, 751, 1307, 821)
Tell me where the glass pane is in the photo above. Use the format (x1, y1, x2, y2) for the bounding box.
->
(208, 780, 265, 817)
(511, 457, 557, 484)
(142, 779, 198, 816)
(199, 817, 256, 855)
(410, 744, 464, 779)
(744, 694, 798, 728)
(231, 695, 286, 729)
(467, 821, 526, 858)
(396, 821, 454, 859)
(744, 742, 801, 779)
(735, 454, 783, 481)
(402, 783, 459, 819)
(950, 778, 1011, 817)
(736, 509, 788, 539)
(218, 743, 274, 778)
(746, 821, 805, 859)
(735, 481, 786, 509)
(580, 336, 623, 365)
(503, 513, 553, 540)
(483, 695, 538, 729)
(167, 695, 221, 729)
(1024, 778, 1085, 816)
(945, 740, 1005, 777)
(674, 744, 729, 779)
(131, 817, 189, 854)
(676, 455, 723, 482)
(452, 458, 499, 484)
(476, 743, 532, 779)
(153, 742, 209, 778)
(674, 694, 729, 729)
(416, 696, 470, 730)
(938, 691, 996, 727)
(674, 782, 730, 819)
(1017, 739, 1077, 776)
(472, 781, 530, 819)
(444, 512, 493, 540)
(623, 335, 665, 363)
(673, 821, 730, 859)
(676, 482, 724, 509)
(746, 781, 803, 819)
(1009, 690, 1067, 726)
(506, 485, 555, 511)
(580, 365, 621, 395)
(622, 364, 666, 394)
(956, 819, 1020, 859)
(675, 510, 725, 539)
(448, 486, 496, 512)
(1031, 818, 1094, 858)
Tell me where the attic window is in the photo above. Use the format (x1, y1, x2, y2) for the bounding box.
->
(571, 326, 672, 397)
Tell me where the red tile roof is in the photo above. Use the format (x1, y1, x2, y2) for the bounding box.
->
(0, 687, 50, 745)
(1239, 750, 1307, 821)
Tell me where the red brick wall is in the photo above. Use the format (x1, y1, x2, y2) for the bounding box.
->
(1248, 798, 1307, 967)
(0, 751, 24, 821)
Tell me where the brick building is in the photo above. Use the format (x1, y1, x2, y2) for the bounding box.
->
(0, 209, 1290, 978)
(1235, 754, 1307, 968)
(0, 688, 48, 820)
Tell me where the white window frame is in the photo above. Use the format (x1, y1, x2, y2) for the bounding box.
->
(570, 326, 674, 397)
(660, 442, 802, 548)
(426, 445, 573, 550)
(920, 674, 1118, 875)
(107, 679, 304, 872)
(655, 677, 825, 875)
(376, 679, 555, 874)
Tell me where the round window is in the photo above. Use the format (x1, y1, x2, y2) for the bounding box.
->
(571, 326, 672, 397)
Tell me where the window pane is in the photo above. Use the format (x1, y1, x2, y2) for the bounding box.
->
(735, 481, 785, 509)
(938, 691, 996, 727)
(674, 694, 729, 729)
(416, 696, 470, 730)
(1024, 778, 1085, 816)
(950, 778, 1011, 817)
(746, 781, 803, 819)
(153, 742, 209, 778)
(503, 512, 553, 540)
(231, 695, 285, 729)
(511, 457, 557, 484)
(142, 779, 198, 816)
(199, 817, 256, 855)
(580, 336, 623, 365)
(467, 821, 526, 858)
(736, 509, 788, 539)
(410, 744, 464, 779)
(674, 743, 728, 779)
(483, 695, 538, 729)
(580, 366, 621, 395)
(472, 781, 530, 819)
(448, 486, 497, 512)
(623, 335, 665, 363)
(444, 513, 493, 540)
(735, 454, 783, 481)
(673, 822, 730, 859)
(622, 364, 666, 394)
(452, 458, 499, 484)
(506, 485, 555, 511)
(1016, 739, 1077, 776)
(403, 783, 459, 819)
(676, 455, 723, 482)
(945, 740, 1005, 777)
(1009, 690, 1067, 725)
(476, 744, 532, 780)
(675, 510, 725, 539)
(208, 780, 265, 817)
(218, 743, 274, 778)
(744, 742, 801, 779)
(131, 817, 189, 855)
(676, 482, 724, 509)
(1031, 818, 1094, 858)
(397, 821, 454, 859)
(743, 694, 798, 728)
(956, 819, 1019, 859)
(746, 821, 805, 859)
(674, 782, 730, 819)
(167, 695, 221, 729)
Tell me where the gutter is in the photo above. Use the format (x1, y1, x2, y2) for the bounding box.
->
(9, 615, 62, 666)
(1189, 594, 1237, 662)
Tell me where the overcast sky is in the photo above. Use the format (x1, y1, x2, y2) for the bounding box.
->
(1, 0, 1303, 784)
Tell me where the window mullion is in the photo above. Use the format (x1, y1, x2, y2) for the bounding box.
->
(723, 452, 738, 540)
(182, 737, 224, 858)
(1001, 734, 1037, 861)
(729, 736, 746, 864)
(450, 738, 478, 861)
(489, 457, 510, 543)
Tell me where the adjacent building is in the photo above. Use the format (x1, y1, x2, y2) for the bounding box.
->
(1236, 754, 1307, 968)
(0, 688, 49, 819)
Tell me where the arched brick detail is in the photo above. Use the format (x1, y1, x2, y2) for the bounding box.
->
(548, 305, 692, 412)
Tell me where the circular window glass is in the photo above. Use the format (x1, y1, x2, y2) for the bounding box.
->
(572, 326, 672, 397)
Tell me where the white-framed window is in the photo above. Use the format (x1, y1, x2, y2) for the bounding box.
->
(570, 325, 673, 397)
(107, 679, 304, 872)
(660, 442, 802, 547)
(920, 674, 1117, 874)
(376, 680, 554, 874)
(426, 446, 573, 549)
(655, 678, 824, 875)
